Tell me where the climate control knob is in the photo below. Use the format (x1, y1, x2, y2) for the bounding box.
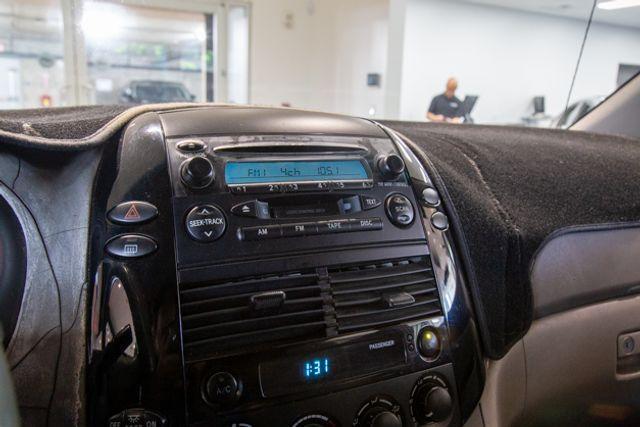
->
(181, 156, 214, 189)
(354, 396, 403, 427)
(291, 414, 338, 427)
(378, 154, 405, 179)
(411, 375, 453, 425)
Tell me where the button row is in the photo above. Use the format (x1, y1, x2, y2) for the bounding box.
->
(239, 218, 383, 241)
(229, 180, 374, 194)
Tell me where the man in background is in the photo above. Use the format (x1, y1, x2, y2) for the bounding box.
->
(427, 77, 464, 123)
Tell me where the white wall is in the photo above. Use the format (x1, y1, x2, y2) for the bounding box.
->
(396, 0, 640, 123)
(249, 0, 389, 118)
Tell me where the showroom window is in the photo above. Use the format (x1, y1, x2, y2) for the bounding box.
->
(0, 0, 250, 108)
(0, 0, 65, 109)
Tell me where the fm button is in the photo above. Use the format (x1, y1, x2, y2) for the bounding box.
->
(185, 205, 226, 242)
(385, 193, 415, 227)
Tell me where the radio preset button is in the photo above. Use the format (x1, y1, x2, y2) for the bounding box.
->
(240, 225, 282, 241)
(361, 195, 382, 210)
(282, 222, 317, 237)
(185, 205, 226, 242)
(385, 194, 415, 227)
(349, 218, 383, 231)
(317, 219, 351, 234)
(231, 200, 270, 219)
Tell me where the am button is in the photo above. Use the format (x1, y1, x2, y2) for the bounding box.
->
(239, 225, 282, 241)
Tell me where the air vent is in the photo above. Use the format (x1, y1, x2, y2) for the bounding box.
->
(179, 257, 440, 362)
(180, 271, 332, 362)
(328, 257, 440, 333)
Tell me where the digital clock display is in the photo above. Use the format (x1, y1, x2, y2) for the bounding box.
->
(224, 160, 368, 184)
(303, 357, 330, 380)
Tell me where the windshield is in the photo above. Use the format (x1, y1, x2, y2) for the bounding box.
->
(132, 83, 191, 103)
(1, 0, 639, 130)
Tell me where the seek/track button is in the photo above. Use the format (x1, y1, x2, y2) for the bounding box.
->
(185, 205, 226, 242)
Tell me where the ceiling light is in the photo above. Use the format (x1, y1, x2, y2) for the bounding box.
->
(597, 0, 640, 10)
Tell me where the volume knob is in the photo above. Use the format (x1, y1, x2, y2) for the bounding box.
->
(378, 154, 405, 179)
(181, 156, 214, 189)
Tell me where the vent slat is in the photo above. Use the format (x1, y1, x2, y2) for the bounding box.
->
(182, 297, 325, 329)
(182, 293, 323, 317)
(331, 276, 436, 295)
(335, 297, 441, 318)
(180, 273, 317, 300)
(184, 309, 326, 341)
(329, 264, 432, 284)
(338, 306, 442, 333)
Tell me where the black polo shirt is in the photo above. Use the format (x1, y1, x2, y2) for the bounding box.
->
(428, 94, 464, 118)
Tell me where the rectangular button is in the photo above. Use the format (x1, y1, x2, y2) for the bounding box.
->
(349, 217, 383, 231)
(282, 222, 318, 237)
(241, 225, 282, 241)
(341, 180, 374, 190)
(230, 184, 280, 194)
(316, 219, 351, 234)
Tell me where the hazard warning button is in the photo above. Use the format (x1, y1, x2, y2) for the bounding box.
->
(108, 201, 158, 225)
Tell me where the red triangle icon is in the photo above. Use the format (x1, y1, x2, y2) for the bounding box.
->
(124, 203, 141, 220)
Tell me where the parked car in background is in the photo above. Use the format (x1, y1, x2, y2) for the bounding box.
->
(552, 96, 605, 129)
(119, 80, 195, 104)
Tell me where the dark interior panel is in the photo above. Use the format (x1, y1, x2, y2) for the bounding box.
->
(0, 195, 27, 347)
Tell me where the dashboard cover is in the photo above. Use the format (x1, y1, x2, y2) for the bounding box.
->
(380, 120, 640, 358)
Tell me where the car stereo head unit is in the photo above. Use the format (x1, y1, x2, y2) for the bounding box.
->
(164, 134, 423, 268)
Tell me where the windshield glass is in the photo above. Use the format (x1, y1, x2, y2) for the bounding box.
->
(1, 0, 639, 130)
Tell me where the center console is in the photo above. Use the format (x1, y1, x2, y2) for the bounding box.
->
(91, 107, 483, 427)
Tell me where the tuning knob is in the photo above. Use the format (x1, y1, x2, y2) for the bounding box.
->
(411, 376, 453, 425)
(369, 411, 402, 427)
(378, 154, 406, 179)
(181, 156, 214, 189)
(354, 396, 403, 427)
(423, 386, 452, 422)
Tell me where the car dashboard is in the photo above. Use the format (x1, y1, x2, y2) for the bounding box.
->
(2, 105, 640, 427)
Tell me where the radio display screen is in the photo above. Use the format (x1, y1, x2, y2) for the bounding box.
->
(225, 160, 369, 184)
